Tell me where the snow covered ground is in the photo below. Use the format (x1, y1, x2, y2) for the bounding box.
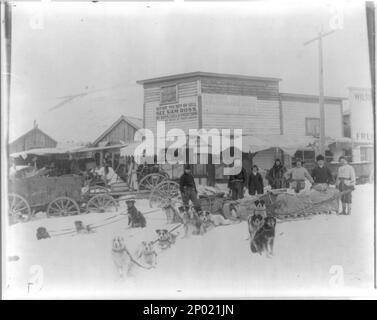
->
(3, 184, 376, 299)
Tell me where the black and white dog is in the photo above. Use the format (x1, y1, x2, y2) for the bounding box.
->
(250, 216, 277, 258)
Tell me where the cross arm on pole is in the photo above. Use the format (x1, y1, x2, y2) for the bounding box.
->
(303, 29, 336, 46)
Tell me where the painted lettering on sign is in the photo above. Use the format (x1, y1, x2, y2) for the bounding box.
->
(349, 88, 373, 143)
(156, 103, 198, 122)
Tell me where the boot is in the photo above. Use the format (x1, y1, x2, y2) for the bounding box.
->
(347, 203, 352, 215)
(340, 202, 346, 215)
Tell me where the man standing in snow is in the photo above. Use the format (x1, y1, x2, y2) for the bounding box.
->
(179, 164, 200, 209)
(311, 154, 334, 186)
(267, 158, 287, 189)
(228, 164, 247, 200)
(284, 158, 314, 193)
(248, 165, 264, 195)
(336, 156, 356, 215)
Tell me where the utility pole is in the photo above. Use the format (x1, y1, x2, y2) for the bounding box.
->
(303, 29, 335, 155)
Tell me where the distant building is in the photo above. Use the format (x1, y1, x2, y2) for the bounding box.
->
(92, 115, 142, 147)
(137, 71, 282, 183)
(346, 87, 374, 163)
(280, 93, 347, 168)
(75, 115, 143, 168)
(9, 123, 57, 154)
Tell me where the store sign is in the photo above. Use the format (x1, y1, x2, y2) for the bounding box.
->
(156, 102, 198, 122)
(349, 88, 373, 144)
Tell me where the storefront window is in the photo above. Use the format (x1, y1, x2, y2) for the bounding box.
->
(305, 118, 320, 137)
(360, 147, 373, 162)
(325, 150, 334, 162)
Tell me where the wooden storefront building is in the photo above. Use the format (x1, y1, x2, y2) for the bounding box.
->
(137, 71, 350, 185)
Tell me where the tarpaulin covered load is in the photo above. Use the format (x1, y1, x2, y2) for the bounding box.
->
(197, 185, 224, 197)
(273, 187, 340, 216)
(197, 185, 225, 214)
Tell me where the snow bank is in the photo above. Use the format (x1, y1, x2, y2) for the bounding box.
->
(4, 184, 375, 299)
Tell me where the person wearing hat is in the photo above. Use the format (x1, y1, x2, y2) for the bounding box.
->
(336, 156, 356, 215)
(248, 165, 264, 196)
(284, 158, 314, 193)
(179, 164, 200, 209)
(267, 158, 287, 189)
(311, 154, 334, 186)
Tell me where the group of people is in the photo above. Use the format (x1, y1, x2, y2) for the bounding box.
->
(226, 155, 356, 215)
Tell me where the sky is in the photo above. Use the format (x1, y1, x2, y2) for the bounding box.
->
(7, 0, 372, 144)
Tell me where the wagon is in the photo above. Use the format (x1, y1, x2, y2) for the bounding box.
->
(8, 174, 119, 224)
(86, 163, 170, 197)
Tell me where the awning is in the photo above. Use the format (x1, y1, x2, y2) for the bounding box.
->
(326, 137, 353, 149)
(9, 146, 85, 159)
(121, 135, 317, 158)
(76, 144, 127, 153)
(120, 142, 147, 157)
(120, 140, 220, 157)
(242, 135, 317, 156)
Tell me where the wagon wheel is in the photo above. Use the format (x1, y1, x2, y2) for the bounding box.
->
(8, 193, 31, 224)
(86, 194, 118, 213)
(139, 173, 167, 191)
(47, 197, 80, 217)
(149, 180, 181, 208)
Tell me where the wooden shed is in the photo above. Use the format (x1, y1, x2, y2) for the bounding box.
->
(92, 115, 142, 147)
(9, 125, 57, 154)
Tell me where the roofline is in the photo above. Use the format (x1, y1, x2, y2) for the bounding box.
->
(92, 115, 142, 146)
(9, 127, 57, 145)
(136, 71, 282, 85)
(348, 86, 372, 91)
(280, 92, 347, 102)
(75, 144, 127, 153)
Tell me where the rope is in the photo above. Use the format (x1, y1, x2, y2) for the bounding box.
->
(48, 208, 161, 237)
(121, 246, 153, 270)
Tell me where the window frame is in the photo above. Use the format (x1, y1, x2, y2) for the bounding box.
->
(305, 117, 320, 137)
(160, 84, 178, 105)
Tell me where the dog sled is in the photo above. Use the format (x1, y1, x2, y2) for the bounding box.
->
(261, 185, 352, 221)
(220, 184, 352, 222)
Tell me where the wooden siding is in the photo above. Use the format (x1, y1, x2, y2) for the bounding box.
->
(144, 81, 197, 104)
(95, 120, 138, 145)
(201, 93, 280, 135)
(201, 77, 280, 101)
(9, 128, 57, 154)
(144, 80, 199, 135)
(282, 100, 343, 138)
